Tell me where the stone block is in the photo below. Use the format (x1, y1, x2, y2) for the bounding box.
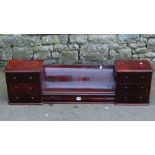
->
(88, 34, 116, 43)
(80, 51, 105, 64)
(44, 58, 59, 65)
(33, 45, 53, 53)
(0, 48, 12, 60)
(109, 50, 119, 59)
(42, 35, 60, 45)
(117, 48, 132, 59)
(139, 38, 148, 43)
(52, 52, 60, 58)
(109, 43, 127, 50)
(34, 51, 51, 59)
(81, 43, 109, 58)
(59, 51, 78, 64)
(118, 34, 140, 42)
(69, 44, 79, 50)
(134, 47, 147, 54)
(54, 44, 68, 52)
(137, 54, 145, 58)
(141, 34, 155, 38)
(1, 35, 41, 47)
(129, 42, 146, 49)
(70, 35, 87, 44)
(144, 52, 155, 58)
(132, 54, 138, 59)
(0, 37, 5, 47)
(59, 34, 68, 44)
(147, 39, 155, 52)
(12, 47, 33, 59)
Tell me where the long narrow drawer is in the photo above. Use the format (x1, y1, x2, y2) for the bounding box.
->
(116, 84, 151, 93)
(8, 95, 42, 104)
(116, 72, 152, 83)
(6, 73, 40, 83)
(7, 83, 41, 95)
(115, 94, 150, 103)
(42, 95, 115, 103)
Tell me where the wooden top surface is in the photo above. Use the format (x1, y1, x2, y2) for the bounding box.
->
(114, 59, 153, 72)
(5, 60, 43, 72)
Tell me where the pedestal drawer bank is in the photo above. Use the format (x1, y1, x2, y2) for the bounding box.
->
(4, 59, 153, 105)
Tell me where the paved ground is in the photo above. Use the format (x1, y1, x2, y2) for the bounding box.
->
(0, 71, 155, 121)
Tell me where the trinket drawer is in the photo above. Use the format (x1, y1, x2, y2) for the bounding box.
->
(4, 59, 153, 105)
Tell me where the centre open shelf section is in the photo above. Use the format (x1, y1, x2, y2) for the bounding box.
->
(42, 65, 116, 95)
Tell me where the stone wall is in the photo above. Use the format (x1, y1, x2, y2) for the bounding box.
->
(0, 34, 155, 66)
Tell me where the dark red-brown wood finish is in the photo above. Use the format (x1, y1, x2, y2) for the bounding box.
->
(114, 60, 153, 104)
(5, 60, 43, 72)
(4, 59, 153, 105)
(5, 60, 43, 104)
(114, 60, 152, 72)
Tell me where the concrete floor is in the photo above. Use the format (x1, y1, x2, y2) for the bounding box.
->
(0, 71, 155, 121)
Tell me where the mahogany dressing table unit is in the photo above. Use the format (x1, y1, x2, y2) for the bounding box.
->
(4, 59, 153, 105)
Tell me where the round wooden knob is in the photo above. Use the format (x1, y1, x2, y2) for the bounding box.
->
(124, 96, 127, 100)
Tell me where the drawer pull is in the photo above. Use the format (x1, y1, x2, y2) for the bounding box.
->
(141, 86, 144, 89)
(14, 86, 18, 89)
(16, 96, 19, 100)
(31, 96, 34, 100)
(13, 76, 16, 80)
(124, 96, 127, 100)
(29, 76, 33, 80)
(141, 76, 145, 79)
(30, 87, 33, 90)
(124, 86, 128, 89)
(139, 97, 143, 99)
(125, 76, 128, 79)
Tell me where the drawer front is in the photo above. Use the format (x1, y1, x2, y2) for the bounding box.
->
(117, 72, 152, 83)
(21, 83, 41, 94)
(7, 83, 22, 95)
(6, 73, 40, 83)
(116, 84, 150, 94)
(8, 95, 23, 103)
(43, 95, 114, 102)
(22, 95, 42, 103)
(7, 83, 41, 95)
(9, 95, 42, 103)
(115, 94, 149, 103)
